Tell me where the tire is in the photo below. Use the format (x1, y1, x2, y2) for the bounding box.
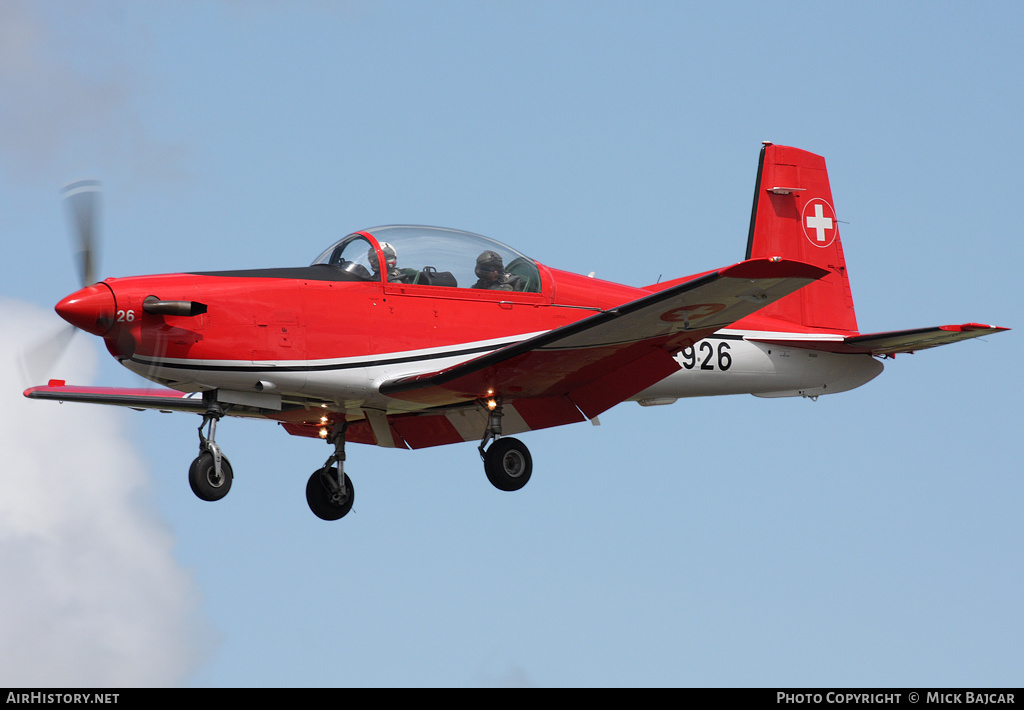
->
(484, 437, 532, 492)
(188, 451, 233, 501)
(306, 467, 354, 521)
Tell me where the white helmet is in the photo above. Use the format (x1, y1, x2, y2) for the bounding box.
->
(368, 241, 397, 273)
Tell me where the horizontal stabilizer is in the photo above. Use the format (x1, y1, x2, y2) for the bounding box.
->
(749, 323, 1009, 356)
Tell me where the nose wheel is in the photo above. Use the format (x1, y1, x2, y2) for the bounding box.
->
(189, 451, 233, 501)
(189, 399, 234, 502)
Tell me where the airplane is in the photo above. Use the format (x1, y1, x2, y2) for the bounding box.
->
(23, 143, 1008, 521)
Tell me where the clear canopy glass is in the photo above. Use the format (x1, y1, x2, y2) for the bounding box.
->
(312, 225, 542, 293)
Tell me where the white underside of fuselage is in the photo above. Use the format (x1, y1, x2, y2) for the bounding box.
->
(124, 328, 884, 417)
(630, 331, 884, 404)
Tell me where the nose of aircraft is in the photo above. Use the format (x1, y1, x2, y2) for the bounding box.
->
(55, 283, 116, 336)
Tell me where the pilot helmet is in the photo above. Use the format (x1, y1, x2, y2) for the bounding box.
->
(368, 241, 398, 273)
(475, 250, 504, 279)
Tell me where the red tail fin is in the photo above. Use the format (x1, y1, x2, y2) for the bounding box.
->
(745, 143, 858, 333)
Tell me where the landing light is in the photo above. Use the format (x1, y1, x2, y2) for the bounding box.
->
(318, 427, 329, 439)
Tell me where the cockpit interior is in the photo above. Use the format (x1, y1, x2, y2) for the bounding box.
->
(311, 225, 542, 293)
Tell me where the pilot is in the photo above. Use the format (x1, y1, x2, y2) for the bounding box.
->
(368, 242, 417, 284)
(471, 250, 521, 291)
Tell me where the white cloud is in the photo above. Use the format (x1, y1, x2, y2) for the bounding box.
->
(0, 299, 209, 687)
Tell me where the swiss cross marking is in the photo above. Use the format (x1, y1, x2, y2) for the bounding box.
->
(800, 199, 837, 248)
(806, 203, 833, 241)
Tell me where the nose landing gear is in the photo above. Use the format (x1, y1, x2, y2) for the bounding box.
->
(189, 399, 233, 501)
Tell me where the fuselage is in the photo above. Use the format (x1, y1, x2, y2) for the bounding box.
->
(54, 225, 883, 421)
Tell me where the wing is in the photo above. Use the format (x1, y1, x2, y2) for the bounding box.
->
(24, 382, 209, 412)
(22, 381, 309, 420)
(749, 322, 1009, 357)
(380, 258, 828, 418)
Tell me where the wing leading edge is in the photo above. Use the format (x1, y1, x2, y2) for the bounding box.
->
(379, 257, 828, 418)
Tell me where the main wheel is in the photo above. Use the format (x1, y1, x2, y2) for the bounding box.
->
(306, 467, 354, 521)
(484, 437, 532, 491)
(188, 451, 233, 501)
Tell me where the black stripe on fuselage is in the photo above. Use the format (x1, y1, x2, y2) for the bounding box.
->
(132, 334, 747, 376)
(129, 341, 508, 374)
(189, 264, 369, 282)
(132, 334, 746, 374)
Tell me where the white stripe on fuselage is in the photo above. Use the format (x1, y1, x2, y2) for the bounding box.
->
(124, 328, 883, 411)
(125, 331, 545, 409)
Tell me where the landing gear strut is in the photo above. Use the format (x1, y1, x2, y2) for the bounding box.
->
(189, 397, 233, 501)
(306, 422, 355, 521)
(479, 400, 532, 491)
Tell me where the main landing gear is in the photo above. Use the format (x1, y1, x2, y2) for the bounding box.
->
(305, 423, 355, 521)
(479, 400, 533, 492)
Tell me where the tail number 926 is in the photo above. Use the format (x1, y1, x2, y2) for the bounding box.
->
(677, 340, 732, 371)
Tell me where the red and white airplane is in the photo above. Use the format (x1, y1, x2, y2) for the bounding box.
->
(25, 144, 1007, 520)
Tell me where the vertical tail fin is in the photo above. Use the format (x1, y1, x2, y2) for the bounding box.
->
(745, 143, 858, 333)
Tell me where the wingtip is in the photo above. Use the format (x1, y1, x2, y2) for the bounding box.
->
(721, 257, 829, 281)
(23, 379, 68, 398)
(939, 323, 1010, 333)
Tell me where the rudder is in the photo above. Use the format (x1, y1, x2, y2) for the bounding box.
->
(745, 143, 858, 333)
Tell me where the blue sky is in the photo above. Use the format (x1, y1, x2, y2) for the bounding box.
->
(1, 0, 1020, 687)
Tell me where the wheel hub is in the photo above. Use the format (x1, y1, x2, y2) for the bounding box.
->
(502, 450, 526, 477)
